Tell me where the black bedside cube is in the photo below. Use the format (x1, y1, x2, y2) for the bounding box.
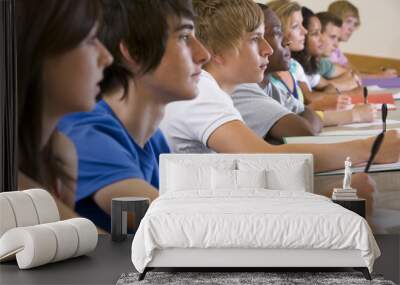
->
(332, 198, 366, 218)
(111, 197, 150, 242)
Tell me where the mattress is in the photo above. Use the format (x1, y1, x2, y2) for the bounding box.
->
(131, 190, 380, 273)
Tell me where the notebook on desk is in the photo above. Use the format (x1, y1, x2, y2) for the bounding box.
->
(350, 93, 396, 110)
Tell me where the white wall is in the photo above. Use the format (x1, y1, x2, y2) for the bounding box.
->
(259, 0, 400, 59)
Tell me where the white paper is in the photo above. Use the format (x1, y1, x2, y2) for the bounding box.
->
(319, 128, 400, 136)
(317, 162, 400, 175)
(284, 135, 370, 144)
(344, 119, 400, 128)
(367, 85, 386, 92)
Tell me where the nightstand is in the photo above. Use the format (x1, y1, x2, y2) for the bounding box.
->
(111, 197, 150, 242)
(332, 198, 366, 218)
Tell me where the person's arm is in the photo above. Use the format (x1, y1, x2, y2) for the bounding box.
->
(299, 82, 363, 111)
(322, 104, 376, 127)
(324, 71, 360, 92)
(207, 120, 400, 172)
(361, 69, 398, 79)
(266, 108, 322, 141)
(299, 81, 339, 110)
(300, 106, 324, 133)
(328, 63, 349, 78)
(93, 178, 159, 228)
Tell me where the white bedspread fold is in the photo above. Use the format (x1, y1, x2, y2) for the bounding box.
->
(131, 191, 380, 273)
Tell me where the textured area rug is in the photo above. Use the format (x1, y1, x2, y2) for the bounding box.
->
(116, 271, 396, 285)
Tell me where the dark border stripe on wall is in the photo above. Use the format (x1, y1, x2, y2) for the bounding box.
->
(0, 0, 17, 192)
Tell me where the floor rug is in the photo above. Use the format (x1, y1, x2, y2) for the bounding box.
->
(116, 271, 396, 285)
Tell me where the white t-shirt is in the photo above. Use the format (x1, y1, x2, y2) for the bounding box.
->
(306, 73, 321, 89)
(291, 59, 311, 91)
(160, 70, 243, 153)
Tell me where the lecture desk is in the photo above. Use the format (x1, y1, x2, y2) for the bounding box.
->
(0, 234, 399, 285)
(314, 88, 400, 234)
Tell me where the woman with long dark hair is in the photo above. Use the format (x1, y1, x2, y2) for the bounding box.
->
(16, 0, 113, 219)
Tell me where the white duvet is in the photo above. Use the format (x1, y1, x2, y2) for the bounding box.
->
(131, 190, 380, 273)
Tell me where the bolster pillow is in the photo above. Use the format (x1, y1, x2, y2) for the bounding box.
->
(0, 218, 98, 269)
(0, 189, 59, 237)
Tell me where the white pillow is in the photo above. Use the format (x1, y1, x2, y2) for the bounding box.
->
(236, 169, 268, 189)
(167, 162, 211, 191)
(237, 159, 308, 191)
(211, 168, 236, 190)
(211, 169, 268, 191)
(267, 167, 307, 191)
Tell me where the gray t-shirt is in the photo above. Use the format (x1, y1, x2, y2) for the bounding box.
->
(231, 83, 290, 138)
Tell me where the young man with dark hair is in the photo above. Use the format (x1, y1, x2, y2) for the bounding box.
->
(58, 0, 210, 231)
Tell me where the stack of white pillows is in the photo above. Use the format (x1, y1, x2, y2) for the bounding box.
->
(0, 189, 98, 269)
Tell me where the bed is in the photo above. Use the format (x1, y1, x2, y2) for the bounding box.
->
(131, 154, 380, 280)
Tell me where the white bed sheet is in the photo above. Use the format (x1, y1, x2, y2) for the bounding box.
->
(131, 190, 380, 273)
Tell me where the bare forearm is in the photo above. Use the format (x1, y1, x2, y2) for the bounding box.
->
(267, 113, 321, 141)
(322, 110, 353, 126)
(300, 107, 323, 134)
(270, 140, 369, 172)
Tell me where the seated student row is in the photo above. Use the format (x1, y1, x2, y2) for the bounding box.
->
(18, 0, 400, 232)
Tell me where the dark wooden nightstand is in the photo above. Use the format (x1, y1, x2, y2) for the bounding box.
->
(332, 198, 366, 218)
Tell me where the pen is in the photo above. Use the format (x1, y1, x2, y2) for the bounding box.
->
(363, 86, 368, 104)
(364, 104, 387, 173)
(382, 103, 387, 133)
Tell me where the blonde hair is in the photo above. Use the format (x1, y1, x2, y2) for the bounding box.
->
(268, 0, 302, 35)
(192, 0, 264, 55)
(328, 0, 360, 26)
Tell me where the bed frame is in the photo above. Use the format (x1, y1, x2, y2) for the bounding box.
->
(139, 248, 371, 280)
(137, 154, 372, 281)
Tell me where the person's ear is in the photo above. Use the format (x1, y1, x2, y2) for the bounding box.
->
(213, 54, 225, 65)
(213, 48, 236, 65)
(119, 41, 140, 74)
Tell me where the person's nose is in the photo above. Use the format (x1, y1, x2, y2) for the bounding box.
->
(260, 38, 273, 57)
(301, 25, 308, 36)
(192, 37, 210, 66)
(97, 39, 113, 68)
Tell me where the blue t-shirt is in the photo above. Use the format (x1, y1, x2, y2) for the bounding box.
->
(58, 100, 170, 231)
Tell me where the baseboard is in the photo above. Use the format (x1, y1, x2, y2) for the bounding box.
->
(345, 53, 400, 74)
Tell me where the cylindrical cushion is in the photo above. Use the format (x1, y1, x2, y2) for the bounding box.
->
(0, 226, 57, 269)
(42, 221, 79, 262)
(65, 218, 98, 257)
(24, 189, 60, 223)
(0, 196, 17, 237)
(0, 218, 97, 269)
(0, 192, 39, 227)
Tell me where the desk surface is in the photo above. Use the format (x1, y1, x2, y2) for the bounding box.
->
(322, 88, 400, 134)
(1, 234, 399, 285)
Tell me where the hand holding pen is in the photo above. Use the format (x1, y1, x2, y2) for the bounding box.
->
(364, 103, 388, 173)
